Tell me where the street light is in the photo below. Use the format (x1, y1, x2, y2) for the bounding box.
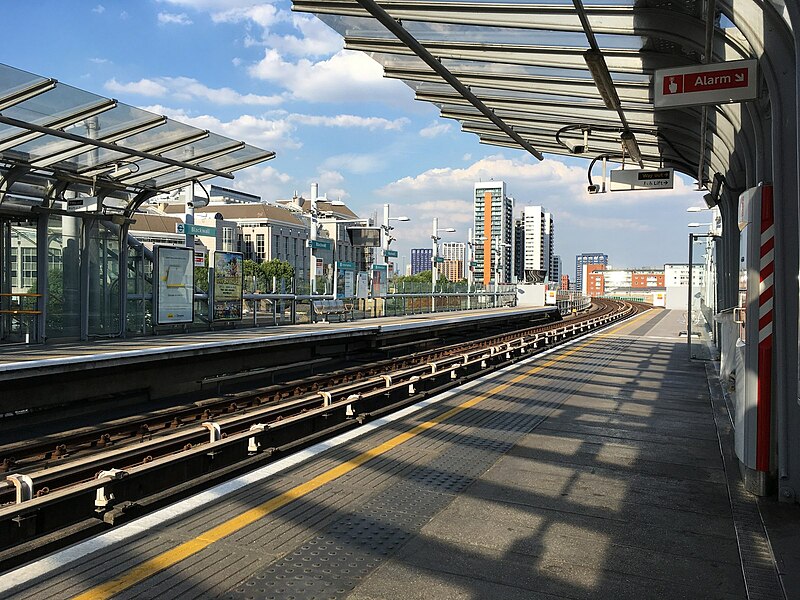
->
(380, 204, 410, 268)
(431, 217, 456, 312)
(686, 206, 711, 212)
(688, 222, 713, 228)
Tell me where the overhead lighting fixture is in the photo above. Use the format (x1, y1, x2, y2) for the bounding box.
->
(583, 50, 621, 111)
(704, 172, 724, 208)
(620, 130, 642, 165)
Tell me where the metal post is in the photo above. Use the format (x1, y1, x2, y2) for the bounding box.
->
(431, 217, 438, 313)
(687, 233, 694, 357)
(36, 214, 48, 342)
(467, 227, 473, 310)
(380, 203, 389, 267)
(332, 231, 338, 299)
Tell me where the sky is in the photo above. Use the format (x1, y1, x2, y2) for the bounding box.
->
(2, 0, 710, 277)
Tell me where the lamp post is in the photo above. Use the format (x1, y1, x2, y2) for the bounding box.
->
(380, 203, 410, 268)
(431, 217, 456, 312)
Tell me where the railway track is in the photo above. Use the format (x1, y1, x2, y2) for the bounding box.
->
(0, 298, 648, 568)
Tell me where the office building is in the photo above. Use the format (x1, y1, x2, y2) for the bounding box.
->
(410, 248, 433, 275)
(441, 242, 466, 280)
(474, 181, 513, 285)
(515, 205, 555, 283)
(575, 252, 608, 294)
(551, 255, 562, 284)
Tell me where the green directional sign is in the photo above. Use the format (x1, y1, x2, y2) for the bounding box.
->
(336, 261, 356, 270)
(308, 239, 333, 250)
(434, 256, 445, 264)
(470, 261, 478, 267)
(176, 223, 217, 237)
(384, 250, 398, 258)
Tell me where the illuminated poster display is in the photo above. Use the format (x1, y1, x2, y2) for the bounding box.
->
(356, 271, 369, 300)
(155, 246, 194, 325)
(213, 251, 244, 321)
(371, 264, 388, 297)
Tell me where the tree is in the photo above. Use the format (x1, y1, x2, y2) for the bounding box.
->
(260, 258, 294, 282)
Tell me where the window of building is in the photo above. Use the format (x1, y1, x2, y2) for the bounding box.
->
(256, 234, 265, 260)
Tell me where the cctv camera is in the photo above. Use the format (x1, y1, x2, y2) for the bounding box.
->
(571, 145, 586, 154)
(587, 184, 599, 194)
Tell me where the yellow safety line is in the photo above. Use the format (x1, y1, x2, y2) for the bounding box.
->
(73, 310, 653, 600)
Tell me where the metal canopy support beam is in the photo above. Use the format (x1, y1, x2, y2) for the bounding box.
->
(0, 114, 235, 180)
(345, 36, 682, 74)
(388, 67, 652, 103)
(0, 77, 56, 112)
(350, 0, 543, 160)
(0, 98, 117, 151)
(117, 140, 247, 186)
(28, 115, 168, 169)
(78, 129, 212, 177)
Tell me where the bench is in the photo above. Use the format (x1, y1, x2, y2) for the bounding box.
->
(312, 299, 353, 323)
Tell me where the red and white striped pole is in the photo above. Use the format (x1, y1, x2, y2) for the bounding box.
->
(756, 184, 774, 472)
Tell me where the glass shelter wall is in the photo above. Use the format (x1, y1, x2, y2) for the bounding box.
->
(0, 216, 39, 343)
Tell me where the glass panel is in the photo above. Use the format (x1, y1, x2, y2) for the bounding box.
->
(47, 213, 82, 339)
(690, 236, 716, 360)
(126, 239, 151, 335)
(0, 216, 39, 343)
(87, 221, 121, 336)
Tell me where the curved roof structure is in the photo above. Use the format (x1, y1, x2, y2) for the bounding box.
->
(292, 0, 760, 189)
(0, 63, 275, 215)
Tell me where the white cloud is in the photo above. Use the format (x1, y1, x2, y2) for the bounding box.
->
(91, 4, 105, 14)
(120, 11, 129, 19)
(248, 49, 410, 104)
(89, 57, 110, 65)
(106, 77, 169, 97)
(322, 153, 385, 175)
(140, 105, 300, 150)
(158, 12, 193, 25)
(462, 153, 472, 161)
(263, 15, 343, 57)
(229, 164, 295, 201)
(209, 4, 281, 28)
(288, 114, 409, 131)
(105, 76, 283, 106)
(419, 121, 452, 139)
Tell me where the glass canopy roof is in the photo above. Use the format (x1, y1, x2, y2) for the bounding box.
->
(0, 63, 275, 213)
(293, 0, 755, 183)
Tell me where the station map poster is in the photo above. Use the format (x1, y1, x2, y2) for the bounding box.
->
(343, 271, 355, 298)
(371, 264, 388, 297)
(155, 246, 194, 325)
(213, 251, 244, 321)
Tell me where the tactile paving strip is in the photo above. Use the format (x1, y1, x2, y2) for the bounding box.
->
(226, 339, 628, 600)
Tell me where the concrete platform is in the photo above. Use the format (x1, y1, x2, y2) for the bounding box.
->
(1, 309, 788, 599)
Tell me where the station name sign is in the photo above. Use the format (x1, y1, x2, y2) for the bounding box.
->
(654, 59, 757, 108)
(176, 223, 216, 237)
(609, 168, 674, 191)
